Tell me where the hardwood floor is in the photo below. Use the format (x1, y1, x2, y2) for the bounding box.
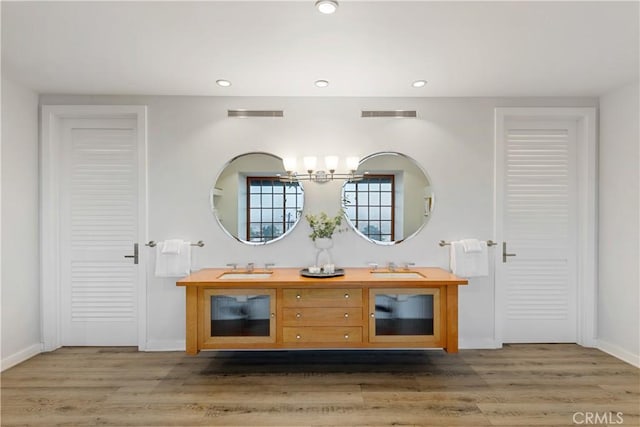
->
(1, 344, 638, 426)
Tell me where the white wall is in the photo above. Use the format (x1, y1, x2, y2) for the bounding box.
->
(1, 75, 41, 370)
(598, 82, 640, 367)
(39, 94, 597, 350)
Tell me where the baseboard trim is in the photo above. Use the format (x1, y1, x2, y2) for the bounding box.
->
(1, 343, 43, 372)
(144, 340, 186, 352)
(459, 338, 501, 350)
(597, 339, 640, 368)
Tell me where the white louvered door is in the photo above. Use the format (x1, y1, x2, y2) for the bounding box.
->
(60, 118, 140, 345)
(496, 119, 578, 343)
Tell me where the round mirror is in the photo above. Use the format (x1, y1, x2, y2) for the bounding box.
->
(211, 152, 304, 245)
(341, 152, 433, 245)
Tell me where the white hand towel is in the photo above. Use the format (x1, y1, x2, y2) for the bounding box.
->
(161, 239, 184, 254)
(155, 241, 192, 277)
(450, 240, 489, 278)
(460, 238, 483, 253)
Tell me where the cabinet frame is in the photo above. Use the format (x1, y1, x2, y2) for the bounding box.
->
(368, 288, 442, 346)
(201, 288, 276, 347)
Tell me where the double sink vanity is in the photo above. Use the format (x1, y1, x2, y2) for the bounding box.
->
(185, 150, 466, 354)
(177, 267, 467, 355)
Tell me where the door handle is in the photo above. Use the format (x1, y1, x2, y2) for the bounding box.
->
(502, 241, 516, 263)
(124, 243, 139, 265)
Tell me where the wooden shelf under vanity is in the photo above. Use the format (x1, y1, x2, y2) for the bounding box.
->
(177, 267, 467, 355)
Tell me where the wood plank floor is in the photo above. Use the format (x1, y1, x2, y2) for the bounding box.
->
(1, 344, 638, 426)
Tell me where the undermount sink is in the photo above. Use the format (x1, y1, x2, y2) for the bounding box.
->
(218, 272, 273, 279)
(370, 271, 425, 279)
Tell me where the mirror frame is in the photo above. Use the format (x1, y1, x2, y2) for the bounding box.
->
(210, 152, 305, 246)
(341, 151, 434, 246)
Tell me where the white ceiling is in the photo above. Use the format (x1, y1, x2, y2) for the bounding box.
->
(2, 1, 638, 97)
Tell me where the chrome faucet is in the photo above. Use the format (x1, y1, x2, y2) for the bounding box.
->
(402, 262, 416, 271)
(226, 263, 238, 271)
(246, 262, 255, 273)
(387, 262, 397, 272)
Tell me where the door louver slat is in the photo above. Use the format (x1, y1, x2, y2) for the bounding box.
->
(505, 128, 572, 321)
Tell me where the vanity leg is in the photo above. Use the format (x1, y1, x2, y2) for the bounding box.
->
(444, 286, 459, 353)
(185, 287, 199, 355)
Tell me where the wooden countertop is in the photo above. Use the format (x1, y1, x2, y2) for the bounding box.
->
(177, 267, 467, 288)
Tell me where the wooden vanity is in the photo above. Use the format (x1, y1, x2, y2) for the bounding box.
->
(177, 267, 467, 355)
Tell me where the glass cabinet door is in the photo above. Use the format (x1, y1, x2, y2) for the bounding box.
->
(369, 288, 441, 344)
(203, 289, 276, 345)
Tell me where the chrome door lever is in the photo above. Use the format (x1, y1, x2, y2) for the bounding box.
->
(502, 241, 516, 263)
(124, 243, 139, 264)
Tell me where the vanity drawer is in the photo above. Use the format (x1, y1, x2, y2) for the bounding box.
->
(282, 289, 362, 308)
(282, 327, 362, 343)
(282, 307, 362, 326)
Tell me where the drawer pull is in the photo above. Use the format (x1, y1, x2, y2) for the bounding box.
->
(296, 334, 301, 340)
(344, 313, 349, 318)
(271, 313, 275, 318)
(344, 293, 350, 299)
(296, 294, 301, 300)
(295, 313, 302, 318)
(370, 313, 375, 318)
(344, 334, 349, 339)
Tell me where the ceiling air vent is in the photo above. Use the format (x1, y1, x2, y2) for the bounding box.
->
(228, 110, 284, 118)
(361, 110, 417, 118)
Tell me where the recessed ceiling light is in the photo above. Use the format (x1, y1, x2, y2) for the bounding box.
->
(412, 80, 427, 88)
(216, 79, 231, 87)
(316, 0, 338, 14)
(314, 79, 329, 88)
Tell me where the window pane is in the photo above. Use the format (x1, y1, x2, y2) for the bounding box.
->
(285, 209, 298, 224)
(369, 181, 380, 191)
(369, 192, 380, 205)
(344, 182, 356, 192)
(343, 191, 355, 205)
(358, 191, 369, 205)
(370, 207, 380, 220)
(261, 194, 272, 207)
(357, 222, 369, 234)
(249, 224, 262, 238)
(250, 181, 261, 192)
(358, 207, 368, 220)
(380, 221, 391, 234)
(380, 192, 392, 205)
(273, 194, 284, 207)
(262, 209, 273, 222)
(273, 223, 284, 236)
(285, 184, 297, 194)
(273, 210, 284, 222)
(381, 207, 392, 220)
(262, 225, 274, 239)
(381, 182, 392, 191)
(250, 194, 261, 207)
(365, 223, 381, 240)
(250, 209, 261, 222)
(345, 206, 356, 219)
